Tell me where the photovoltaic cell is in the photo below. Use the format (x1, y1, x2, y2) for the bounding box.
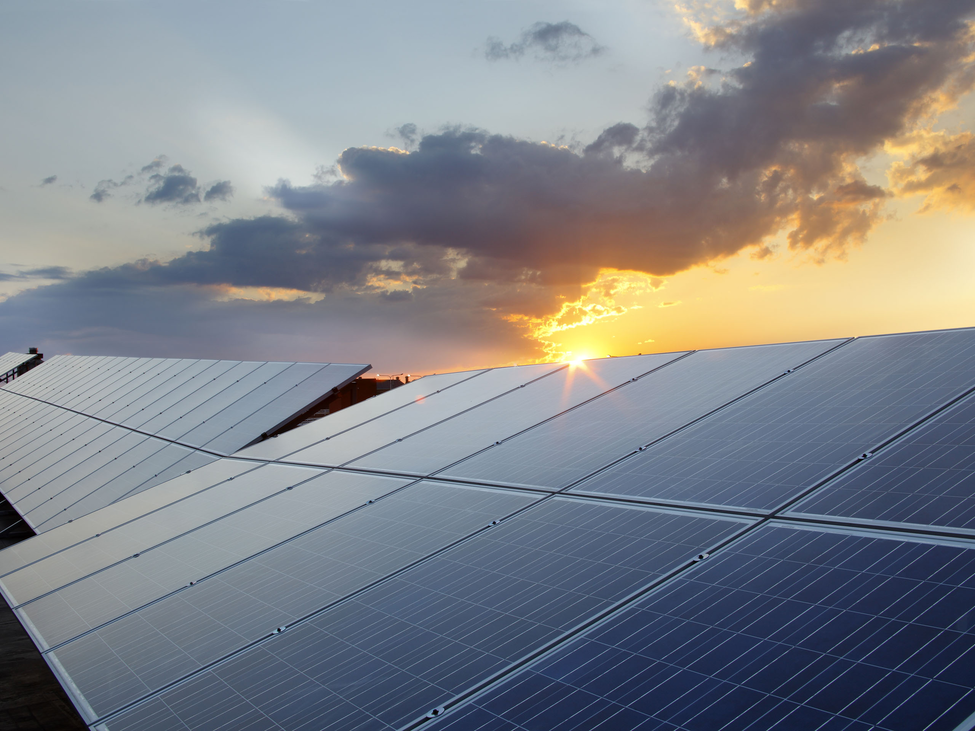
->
(431, 524, 975, 731)
(442, 339, 843, 490)
(15, 469, 408, 649)
(0, 355, 369, 531)
(49, 482, 540, 721)
(101, 498, 748, 730)
(571, 328, 975, 512)
(790, 390, 975, 532)
(350, 353, 685, 476)
(280, 363, 565, 468)
(237, 369, 486, 461)
(0, 351, 41, 376)
(0, 459, 256, 578)
(0, 463, 300, 606)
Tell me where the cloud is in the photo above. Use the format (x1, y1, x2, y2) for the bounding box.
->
(11, 0, 975, 366)
(485, 21, 605, 63)
(889, 129, 975, 211)
(204, 180, 235, 202)
(144, 165, 202, 205)
(0, 266, 72, 282)
(40, 175, 57, 186)
(90, 179, 121, 202)
(0, 268, 543, 372)
(89, 157, 234, 206)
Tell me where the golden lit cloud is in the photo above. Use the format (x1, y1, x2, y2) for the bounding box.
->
(514, 269, 664, 361)
(888, 129, 975, 212)
(207, 285, 326, 303)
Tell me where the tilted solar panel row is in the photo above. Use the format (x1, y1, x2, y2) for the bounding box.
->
(2, 327, 975, 731)
(0, 356, 369, 531)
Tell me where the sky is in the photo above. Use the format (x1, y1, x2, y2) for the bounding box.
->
(2, 0, 974, 375)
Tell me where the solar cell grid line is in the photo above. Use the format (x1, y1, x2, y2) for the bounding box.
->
(80, 359, 198, 421)
(0, 394, 78, 449)
(97, 497, 751, 731)
(191, 363, 360, 454)
(99, 449, 221, 504)
(0, 459, 259, 579)
(426, 522, 975, 731)
(150, 361, 295, 443)
(112, 359, 244, 432)
(0, 420, 122, 504)
(567, 328, 975, 514)
(46, 482, 543, 723)
(788, 388, 975, 534)
(440, 338, 847, 491)
(133, 361, 267, 434)
(71, 358, 201, 414)
(0, 351, 40, 377)
(0, 462, 325, 607)
(0, 397, 112, 463)
(277, 363, 568, 469)
(206, 362, 371, 454)
(52, 358, 171, 415)
(29, 444, 221, 532)
(12, 469, 411, 650)
(0, 412, 101, 499)
(103, 359, 230, 427)
(1, 355, 114, 400)
(237, 368, 487, 461)
(348, 353, 688, 477)
(19, 434, 172, 524)
(93, 359, 205, 424)
(19, 356, 135, 408)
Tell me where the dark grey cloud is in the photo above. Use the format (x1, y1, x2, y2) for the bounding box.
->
(90, 157, 233, 206)
(144, 166, 201, 205)
(485, 21, 605, 63)
(141, 156, 167, 174)
(41, 175, 57, 186)
(204, 180, 234, 202)
(0, 266, 72, 282)
(0, 266, 541, 371)
(90, 179, 120, 202)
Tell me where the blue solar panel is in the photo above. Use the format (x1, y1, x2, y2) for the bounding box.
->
(101, 499, 749, 730)
(570, 328, 975, 512)
(431, 524, 975, 731)
(790, 390, 975, 532)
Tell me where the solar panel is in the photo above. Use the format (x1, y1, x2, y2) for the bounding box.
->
(47, 482, 540, 722)
(349, 353, 686, 476)
(100, 499, 749, 730)
(0, 351, 42, 377)
(0, 355, 370, 531)
(0, 459, 257, 577)
(790, 389, 975, 532)
(440, 339, 844, 490)
(431, 523, 975, 731)
(237, 369, 487, 461)
(570, 328, 975, 512)
(14, 468, 406, 650)
(278, 363, 566, 468)
(4, 327, 975, 731)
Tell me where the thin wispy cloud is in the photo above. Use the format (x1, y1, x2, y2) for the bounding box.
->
(485, 21, 605, 63)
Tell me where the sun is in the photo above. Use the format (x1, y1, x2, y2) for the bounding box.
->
(567, 350, 594, 367)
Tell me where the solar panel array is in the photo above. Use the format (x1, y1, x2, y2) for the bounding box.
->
(0, 351, 42, 380)
(0, 356, 369, 532)
(2, 328, 975, 731)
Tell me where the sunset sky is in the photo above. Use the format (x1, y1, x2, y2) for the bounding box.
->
(2, 0, 974, 374)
